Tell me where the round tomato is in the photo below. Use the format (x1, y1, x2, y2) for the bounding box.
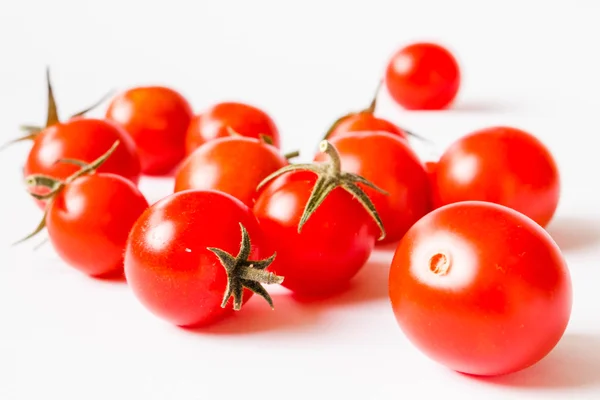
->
(124, 189, 282, 327)
(389, 201, 572, 376)
(45, 173, 149, 277)
(185, 101, 280, 155)
(315, 132, 431, 244)
(25, 118, 141, 184)
(253, 140, 386, 296)
(105, 86, 193, 175)
(24, 118, 141, 209)
(385, 42, 460, 110)
(432, 126, 560, 227)
(174, 136, 288, 208)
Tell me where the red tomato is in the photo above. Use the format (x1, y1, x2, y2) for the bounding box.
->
(253, 141, 385, 296)
(385, 42, 460, 110)
(24, 118, 141, 209)
(432, 126, 560, 227)
(315, 132, 431, 244)
(124, 190, 281, 327)
(45, 173, 149, 277)
(185, 102, 280, 155)
(326, 112, 408, 141)
(389, 201, 572, 376)
(174, 136, 288, 208)
(25, 118, 141, 184)
(105, 86, 193, 175)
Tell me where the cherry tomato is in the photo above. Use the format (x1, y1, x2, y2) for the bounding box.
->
(185, 102, 280, 155)
(106, 86, 193, 175)
(432, 126, 560, 227)
(253, 141, 385, 296)
(44, 173, 149, 277)
(389, 201, 572, 376)
(174, 136, 288, 208)
(24, 118, 141, 209)
(385, 42, 460, 110)
(124, 189, 282, 327)
(25, 118, 141, 184)
(326, 112, 408, 141)
(315, 132, 431, 244)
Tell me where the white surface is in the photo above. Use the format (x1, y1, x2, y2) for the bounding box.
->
(1, 1, 599, 399)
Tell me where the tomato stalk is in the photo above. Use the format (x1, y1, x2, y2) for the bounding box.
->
(14, 141, 121, 244)
(321, 80, 430, 143)
(0, 67, 113, 152)
(258, 140, 388, 240)
(207, 223, 283, 310)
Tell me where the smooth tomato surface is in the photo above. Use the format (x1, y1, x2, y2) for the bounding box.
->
(174, 136, 288, 208)
(185, 101, 280, 155)
(385, 42, 460, 110)
(24, 118, 141, 184)
(124, 190, 266, 327)
(389, 201, 572, 376)
(432, 126, 560, 227)
(46, 173, 149, 277)
(106, 86, 193, 175)
(253, 171, 378, 296)
(327, 112, 407, 141)
(316, 132, 431, 244)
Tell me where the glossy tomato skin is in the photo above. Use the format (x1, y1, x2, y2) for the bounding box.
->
(185, 102, 280, 155)
(46, 173, 149, 277)
(174, 136, 288, 208)
(124, 190, 265, 327)
(433, 126, 560, 227)
(253, 171, 378, 296)
(25, 118, 141, 184)
(105, 86, 193, 175)
(327, 112, 407, 141)
(24, 118, 141, 210)
(385, 42, 460, 110)
(389, 201, 572, 376)
(315, 132, 431, 244)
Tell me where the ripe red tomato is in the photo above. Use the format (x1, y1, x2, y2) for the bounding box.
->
(326, 112, 408, 141)
(44, 173, 149, 277)
(432, 126, 560, 227)
(389, 201, 572, 376)
(105, 86, 193, 175)
(25, 118, 141, 184)
(24, 118, 141, 209)
(315, 132, 431, 244)
(124, 189, 282, 327)
(385, 42, 460, 110)
(174, 136, 288, 208)
(253, 141, 385, 296)
(185, 102, 280, 155)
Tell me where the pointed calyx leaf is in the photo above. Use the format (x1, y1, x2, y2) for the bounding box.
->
(70, 89, 115, 119)
(257, 140, 388, 241)
(363, 79, 383, 114)
(14, 141, 121, 245)
(1, 68, 112, 152)
(207, 223, 283, 311)
(45, 67, 60, 127)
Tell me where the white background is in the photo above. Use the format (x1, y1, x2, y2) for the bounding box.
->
(1, 1, 600, 399)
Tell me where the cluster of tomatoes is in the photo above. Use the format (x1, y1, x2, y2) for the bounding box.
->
(7, 42, 571, 378)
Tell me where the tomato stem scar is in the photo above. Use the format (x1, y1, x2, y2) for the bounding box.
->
(429, 252, 451, 276)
